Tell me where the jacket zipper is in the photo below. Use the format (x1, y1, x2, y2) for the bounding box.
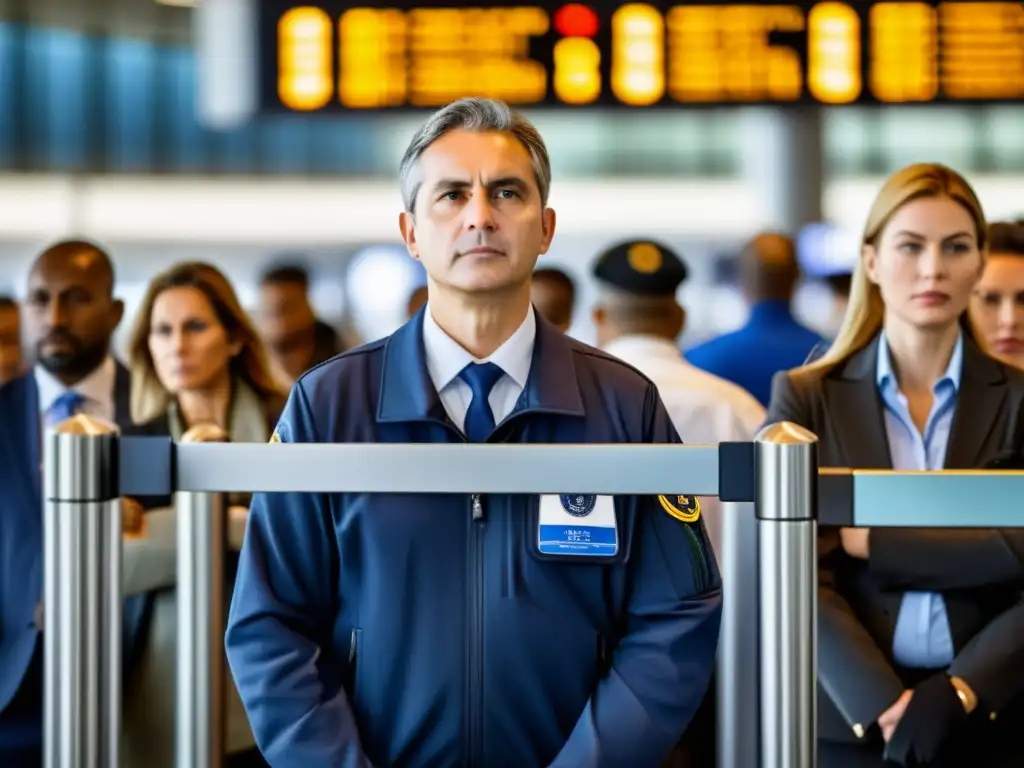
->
(348, 628, 361, 693)
(682, 524, 710, 592)
(468, 493, 485, 764)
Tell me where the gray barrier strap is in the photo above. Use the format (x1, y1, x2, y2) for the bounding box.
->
(851, 471, 1024, 527)
(173, 443, 722, 495)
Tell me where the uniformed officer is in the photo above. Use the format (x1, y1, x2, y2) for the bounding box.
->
(225, 97, 722, 768)
(591, 240, 766, 556)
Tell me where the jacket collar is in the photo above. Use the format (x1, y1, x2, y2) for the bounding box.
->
(377, 307, 585, 424)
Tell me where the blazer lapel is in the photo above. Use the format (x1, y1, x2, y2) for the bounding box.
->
(943, 338, 1007, 469)
(823, 337, 893, 469)
(113, 361, 133, 429)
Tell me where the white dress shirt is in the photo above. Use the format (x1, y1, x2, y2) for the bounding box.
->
(35, 355, 117, 427)
(602, 335, 767, 555)
(422, 304, 536, 434)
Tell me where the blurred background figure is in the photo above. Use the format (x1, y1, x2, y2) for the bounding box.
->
(257, 264, 343, 380)
(406, 284, 428, 320)
(825, 272, 853, 332)
(531, 266, 576, 333)
(591, 239, 765, 556)
(122, 261, 286, 768)
(686, 232, 825, 406)
(971, 221, 1024, 370)
(0, 296, 21, 384)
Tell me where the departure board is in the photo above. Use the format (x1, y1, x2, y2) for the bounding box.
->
(259, 0, 1024, 111)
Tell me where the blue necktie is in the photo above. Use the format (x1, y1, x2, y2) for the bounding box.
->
(459, 362, 504, 442)
(47, 391, 85, 427)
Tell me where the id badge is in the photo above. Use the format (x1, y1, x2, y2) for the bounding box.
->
(537, 494, 618, 557)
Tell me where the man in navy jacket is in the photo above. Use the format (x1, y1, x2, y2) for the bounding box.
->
(226, 98, 722, 768)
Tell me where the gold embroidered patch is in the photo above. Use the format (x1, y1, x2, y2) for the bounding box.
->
(657, 494, 701, 523)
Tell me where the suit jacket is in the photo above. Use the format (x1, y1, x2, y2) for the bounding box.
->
(766, 334, 1024, 742)
(0, 362, 142, 738)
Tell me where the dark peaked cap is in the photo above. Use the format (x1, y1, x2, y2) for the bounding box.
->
(591, 240, 689, 296)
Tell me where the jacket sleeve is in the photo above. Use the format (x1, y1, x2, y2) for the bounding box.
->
(224, 383, 373, 768)
(947, 599, 1024, 717)
(870, 528, 1024, 591)
(549, 386, 723, 767)
(766, 371, 905, 735)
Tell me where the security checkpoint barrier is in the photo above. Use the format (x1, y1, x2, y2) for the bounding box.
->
(44, 417, 821, 768)
(720, 459, 1024, 768)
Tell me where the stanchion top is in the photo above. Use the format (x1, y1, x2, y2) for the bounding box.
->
(44, 414, 119, 502)
(50, 414, 118, 437)
(755, 421, 817, 446)
(181, 423, 229, 443)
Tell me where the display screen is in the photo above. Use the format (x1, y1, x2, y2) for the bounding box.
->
(260, 0, 1024, 111)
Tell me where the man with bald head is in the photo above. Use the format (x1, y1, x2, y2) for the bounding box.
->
(685, 231, 824, 406)
(0, 239, 143, 762)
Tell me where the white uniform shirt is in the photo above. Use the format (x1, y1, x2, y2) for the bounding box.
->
(602, 335, 766, 555)
(422, 305, 536, 434)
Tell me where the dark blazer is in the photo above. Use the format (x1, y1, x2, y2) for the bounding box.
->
(0, 361, 139, 747)
(766, 334, 1024, 742)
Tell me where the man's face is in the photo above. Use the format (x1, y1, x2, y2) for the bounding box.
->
(0, 304, 22, 383)
(399, 129, 556, 297)
(24, 251, 122, 380)
(258, 281, 314, 350)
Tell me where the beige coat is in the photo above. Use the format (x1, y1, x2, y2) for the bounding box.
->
(120, 381, 276, 767)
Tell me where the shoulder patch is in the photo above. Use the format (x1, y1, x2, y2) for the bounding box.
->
(269, 430, 281, 444)
(658, 494, 701, 523)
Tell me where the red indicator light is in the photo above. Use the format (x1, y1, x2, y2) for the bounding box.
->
(554, 3, 599, 38)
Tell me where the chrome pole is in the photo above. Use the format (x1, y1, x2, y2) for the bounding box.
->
(176, 424, 229, 768)
(43, 415, 121, 768)
(717, 500, 760, 768)
(756, 422, 818, 768)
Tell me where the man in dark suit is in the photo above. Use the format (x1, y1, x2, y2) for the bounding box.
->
(0, 240, 142, 762)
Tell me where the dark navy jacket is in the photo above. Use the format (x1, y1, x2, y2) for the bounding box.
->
(0, 363, 145, 750)
(226, 312, 723, 768)
(685, 299, 825, 406)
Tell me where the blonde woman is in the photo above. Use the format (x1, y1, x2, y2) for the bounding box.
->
(970, 221, 1024, 371)
(121, 262, 287, 768)
(766, 164, 1024, 768)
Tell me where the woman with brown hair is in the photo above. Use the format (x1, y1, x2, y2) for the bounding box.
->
(120, 261, 288, 767)
(970, 221, 1024, 371)
(766, 164, 1024, 767)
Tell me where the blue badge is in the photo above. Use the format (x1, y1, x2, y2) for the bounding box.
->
(559, 494, 596, 517)
(538, 495, 619, 557)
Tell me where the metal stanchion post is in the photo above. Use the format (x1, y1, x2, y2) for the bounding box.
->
(44, 415, 121, 768)
(756, 422, 818, 768)
(177, 424, 229, 768)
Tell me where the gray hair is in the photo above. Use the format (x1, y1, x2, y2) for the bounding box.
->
(398, 98, 552, 213)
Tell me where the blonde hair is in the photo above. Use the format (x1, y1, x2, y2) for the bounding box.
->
(128, 261, 288, 424)
(804, 163, 986, 373)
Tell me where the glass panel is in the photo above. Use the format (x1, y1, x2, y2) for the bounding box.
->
(982, 107, 1024, 172)
(40, 28, 88, 170)
(106, 38, 155, 172)
(165, 47, 207, 172)
(0, 24, 14, 168)
(876, 107, 975, 172)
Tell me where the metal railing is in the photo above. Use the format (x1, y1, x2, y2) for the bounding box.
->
(45, 416, 816, 768)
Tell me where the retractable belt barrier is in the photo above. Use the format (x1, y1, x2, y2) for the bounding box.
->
(45, 417, 822, 768)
